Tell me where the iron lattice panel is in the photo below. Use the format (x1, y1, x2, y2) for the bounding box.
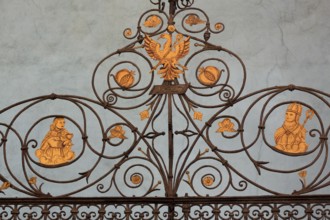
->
(0, 196, 330, 220)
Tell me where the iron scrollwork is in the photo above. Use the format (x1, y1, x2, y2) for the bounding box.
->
(0, 0, 329, 219)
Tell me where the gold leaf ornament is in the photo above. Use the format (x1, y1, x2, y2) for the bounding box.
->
(139, 109, 150, 121)
(29, 177, 37, 185)
(217, 118, 236, 133)
(298, 170, 307, 178)
(198, 66, 222, 86)
(144, 15, 161, 28)
(193, 111, 203, 121)
(115, 69, 135, 88)
(298, 169, 307, 187)
(185, 15, 206, 26)
(0, 182, 10, 190)
(109, 125, 127, 140)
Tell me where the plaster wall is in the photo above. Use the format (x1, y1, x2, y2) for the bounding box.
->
(0, 0, 329, 198)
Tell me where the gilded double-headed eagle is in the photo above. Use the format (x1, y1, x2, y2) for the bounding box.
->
(144, 33, 190, 80)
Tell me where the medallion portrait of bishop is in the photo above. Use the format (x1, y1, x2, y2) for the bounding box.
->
(274, 103, 314, 154)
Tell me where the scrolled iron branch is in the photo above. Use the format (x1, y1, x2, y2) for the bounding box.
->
(164, 83, 329, 196)
(0, 94, 167, 197)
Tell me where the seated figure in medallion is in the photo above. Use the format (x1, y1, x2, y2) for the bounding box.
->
(35, 117, 75, 165)
(274, 103, 308, 153)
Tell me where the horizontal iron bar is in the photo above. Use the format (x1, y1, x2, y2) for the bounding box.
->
(0, 195, 329, 205)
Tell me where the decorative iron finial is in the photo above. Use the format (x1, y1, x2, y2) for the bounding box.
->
(168, 0, 194, 15)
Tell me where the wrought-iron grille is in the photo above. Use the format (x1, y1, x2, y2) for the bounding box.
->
(0, 0, 329, 219)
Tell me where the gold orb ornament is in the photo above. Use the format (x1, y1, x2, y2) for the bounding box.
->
(124, 28, 132, 37)
(115, 69, 135, 88)
(131, 174, 142, 185)
(167, 25, 176, 33)
(215, 23, 224, 31)
(202, 175, 214, 187)
(198, 66, 222, 86)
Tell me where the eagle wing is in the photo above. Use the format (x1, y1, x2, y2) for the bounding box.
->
(176, 36, 190, 60)
(144, 35, 162, 61)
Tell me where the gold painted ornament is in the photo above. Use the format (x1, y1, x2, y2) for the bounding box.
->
(215, 22, 224, 31)
(185, 15, 206, 26)
(115, 69, 135, 88)
(167, 25, 176, 33)
(109, 125, 127, 140)
(124, 28, 132, 37)
(198, 66, 222, 86)
(131, 174, 142, 185)
(202, 176, 214, 187)
(274, 103, 314, 153)
(0, 182, 10, 191)
(144, 33, 190, 80)
(298, 170, 307, 187)
(298, 170, 307, 178)
(144, 15, 161, 28)
(35, 117, 75, 165)
(140, 109, 150, 121)
(29, 177, 37, 185)
(217, 118, 236, 133)
(193, 111, 203, 121)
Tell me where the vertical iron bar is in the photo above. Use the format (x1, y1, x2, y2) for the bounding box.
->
(165, 80, 175, 219)
(168, 0, 177, 16)
(168, 94, 175, 220)
(168, 92, 174, 197)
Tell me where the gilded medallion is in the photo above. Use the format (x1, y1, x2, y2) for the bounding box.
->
(35, 117, 75, 165)
(274, 103, 314, 154)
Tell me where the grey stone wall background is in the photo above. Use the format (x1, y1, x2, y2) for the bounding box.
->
(0, 0, 329, 102)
